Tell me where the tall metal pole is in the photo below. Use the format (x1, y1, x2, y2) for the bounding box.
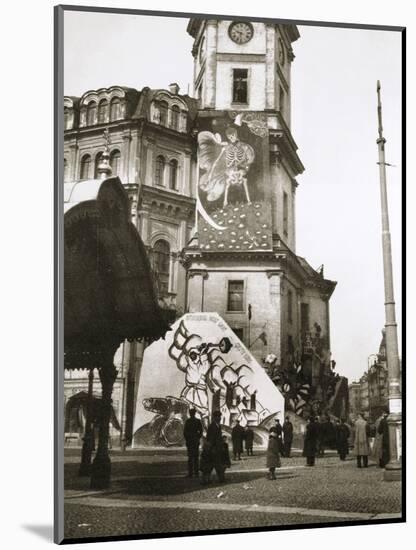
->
(376, 81, 401, 481)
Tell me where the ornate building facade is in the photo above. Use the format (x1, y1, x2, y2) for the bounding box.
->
(64, 18, 340, 448)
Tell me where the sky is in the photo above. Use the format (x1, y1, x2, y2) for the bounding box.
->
(64, 11, 402, 383)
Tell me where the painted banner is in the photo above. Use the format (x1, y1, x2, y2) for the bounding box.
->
(197, 112, 272, 252)
(133, 313, 284, 448)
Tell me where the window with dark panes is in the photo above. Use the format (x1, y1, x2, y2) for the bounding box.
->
(86, 101, 97, 125)
(288, 289, 293, 323)
(98, 99, 108, 124)
(153, 239, 170, 295)
(232, 69, 248, 104)
(300, 303, 310, 334)
(110, 149, 121, 176)
(283, 191, 288, 236)
(169, 159, 178, 190)
(155, 155, 165, 186)
(80, 154, 91, 180)
(159, 101, 168, 126)
(171, 105, 180, 130)
(110, 98, 121, 121)
(228, 281, 244, 311)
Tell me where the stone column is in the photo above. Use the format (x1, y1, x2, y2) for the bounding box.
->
(90, 346, 118, 490)
(138, 204, 151, 245)
(265, 24, 276, 110)
(266, 271, 283, 364)
(205, 21, 218, 109)
(69, 143, 78, 181)
(187, 270, 208, 312)
(122, 130, 132, 183)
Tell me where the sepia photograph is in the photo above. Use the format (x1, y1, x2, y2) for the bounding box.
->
(56, 5, 404, 543)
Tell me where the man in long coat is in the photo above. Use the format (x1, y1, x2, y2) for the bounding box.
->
(303, 416, 319, 466)
(377, 410, 390, 468)
(335, 418, 350, 460)
(183, 408, 203, 477)
(206, 410, 226, 482)
(283, 416, 294, 458)
(231, 419, 245, 460)
(354, 413, 370, 468)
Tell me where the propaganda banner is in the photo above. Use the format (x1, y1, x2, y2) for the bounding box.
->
(197, 112, 273, 252)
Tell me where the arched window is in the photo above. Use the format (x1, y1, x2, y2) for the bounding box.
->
(110, 97, 121, 121)
(159, 101, 168, 126)
(98, 99, 108, 124)
(169, 159, 178, 190)
(64, 158, 70, 182)
(80, 154, 91, 180)
(153, 239, 170, 295)
(155, 155, 165, 186)
(94, 152, 103, 178)
(110, 149, 121, 176)
(64, 107, 71, 130)
(171, 105, 180, 130)
(86, 101, 97, 125)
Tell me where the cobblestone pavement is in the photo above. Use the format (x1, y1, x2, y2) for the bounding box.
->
(64, 449, 402, 540)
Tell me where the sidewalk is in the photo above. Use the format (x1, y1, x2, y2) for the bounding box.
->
(64, 450, 402, 540)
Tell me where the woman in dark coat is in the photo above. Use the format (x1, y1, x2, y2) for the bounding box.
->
(303, 416, 319, 466)
(266, 432, 281, 479)
(336, 418, 350, 460)
(231, 420, 245, 460)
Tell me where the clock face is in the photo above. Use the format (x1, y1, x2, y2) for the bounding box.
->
(228, 22, 254, 45)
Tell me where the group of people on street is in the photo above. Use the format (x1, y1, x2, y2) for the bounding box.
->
(302, 410, 390, 468)
(231, 420, 254, 460)
(183, 407, 392, 485)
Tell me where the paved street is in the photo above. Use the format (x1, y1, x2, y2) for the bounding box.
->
(64, 448, 402, 540)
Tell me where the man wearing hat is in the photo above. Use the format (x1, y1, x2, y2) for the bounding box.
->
(206, 410, 226, 482)
(183, 408, 203, 477)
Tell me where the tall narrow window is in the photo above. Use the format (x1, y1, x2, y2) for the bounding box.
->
(94, 152, 103, 178)
(283, 191, 288, 237)
(80, 154, 91, 180)
(110, 149, 121, 176)
(110, 97, 121, 121)
(171, 105, 180, 130)
(227, 281, 244, 311)
(169, 159, 178, 190)
(86, 101, 97, 126)
(159, 101, 168, 126)
(98, 99, 108, 124)
(155, 155, 165, 186)
(279, 85, 285, 117)
(288, 289, 293, 323)
(232, 69, 248, 104)
(300, 303, 310, 334)
(153, 239, 170, 295)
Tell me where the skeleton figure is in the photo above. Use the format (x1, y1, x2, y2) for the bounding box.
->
(198, 127, 255, 208)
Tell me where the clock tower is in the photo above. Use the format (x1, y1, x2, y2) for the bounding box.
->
(185, 19, 337, 417)
(187, 18, 303, 250)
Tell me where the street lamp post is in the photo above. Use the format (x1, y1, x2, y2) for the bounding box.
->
(376, 81, 401, 481)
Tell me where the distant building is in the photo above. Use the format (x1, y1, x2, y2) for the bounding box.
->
(348, 381, 361, 419)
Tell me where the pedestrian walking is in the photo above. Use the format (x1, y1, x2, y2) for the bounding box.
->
(231, 419, 245, 460)
(272, 417, 284, 454)
(335, 418, 350, 461)
(183, 408, 203, 477)
(377, 410, 390, 468)
(353, 413, 370, 468)
(206, 410, 226, 482)
(244, 425, 254, 456)
(282, 416, 294, 458)
(266, 431, 281, 480)
(303, 416, 319, 466)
